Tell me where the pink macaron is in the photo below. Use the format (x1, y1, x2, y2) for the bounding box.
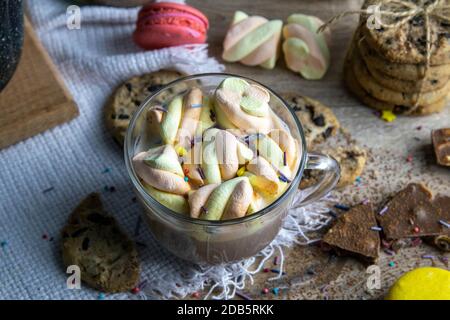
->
(133, 2, 209, 50)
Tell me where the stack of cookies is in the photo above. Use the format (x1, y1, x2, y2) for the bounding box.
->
(344, 0, 450, 115)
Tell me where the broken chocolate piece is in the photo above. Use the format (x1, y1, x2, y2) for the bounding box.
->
(323, 203, 380, 262)
(432, 128, 450, 166)
(430, 195, 450, 252)
(377, 184, 442, 240)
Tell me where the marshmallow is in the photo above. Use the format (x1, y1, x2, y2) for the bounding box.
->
(201, 128, 254, 184)
(198, 177, 253, 220)
(144, 182, 189, 214)
(156, 88, 215, 147)
(246, 156, 280, 196)
(133, 145, 191, 195)
(188, 183, 218, 218)
(215, 78, 274, 133)
(282, 14, 331, 80)
(222, 11, 282, 69)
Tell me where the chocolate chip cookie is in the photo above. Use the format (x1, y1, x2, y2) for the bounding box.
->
(362, 0, 450, 65)
(105, 70, 187, 146)
(61, 193, 140, 293)
(352, 48, 450, 106)
(358, 36, 450, 81)
(281, 92, 340, 147)
(300, 146, 367, 189)
(344, 42, 448, 115)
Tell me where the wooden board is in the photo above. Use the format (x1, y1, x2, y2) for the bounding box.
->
(188, 0, 450, 300)
(0, 18, 78, 149)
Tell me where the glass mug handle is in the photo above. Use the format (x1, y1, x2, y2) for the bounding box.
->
(296, 152, 341, 206)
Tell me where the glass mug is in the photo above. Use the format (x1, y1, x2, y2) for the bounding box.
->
(125, 73, 340, 264)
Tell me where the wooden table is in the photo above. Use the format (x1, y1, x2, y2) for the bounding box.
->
(189, 0, 450, 300)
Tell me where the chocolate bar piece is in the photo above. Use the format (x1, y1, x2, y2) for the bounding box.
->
(432, 128, 450, 166)
(430, 195, 450, 251)
(323, 203, 380, 262)
(377, 184, 442, 240)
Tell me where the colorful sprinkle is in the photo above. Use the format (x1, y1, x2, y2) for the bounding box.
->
(190, 103, 202, 108)
(362, 199, 370, 205)
(263, 268, 270, 273)
(237, 166, 246, 177)
(273, 256, 279, 265)
(97, 293, 105, 300)
(422, 255, 435, 260)
(413, 226, 420, 233)
(384, 249, 395, 256)
(438, 220, 450, 228)
(270, 269, 286, 275)
(272, 288, 280, 295)
(406, 155, 413, 163)
(138, 280, 148, 290)
(42, 187, 54, 194)
(355, 176, 362, 184)
(370, 226, 383, 232)
(131, 287, 140, 294)
(379, 206, 388, 215)
(154, 107, 167, 113)
(191, 291, 200, 298)
(388, 261, 396, 267)
(235, 291, 252, 300)
(184, 176, 189, 182)
(197, 167, 206, 179)
(134, 216, 142, 237)
(176, 146, 187, 157)
(334, 204, 350, 211)
(327, 210, 337, 218)
(306, 268, 315, 275)
(278, 172, 291, 183)
(381, 110, 396, 122)
(183, 168, 190, 175)
(262, 288, 269, 294)
(103, 185, 114, 193)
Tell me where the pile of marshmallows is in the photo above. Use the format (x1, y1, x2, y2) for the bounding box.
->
(133, 78, 300, 221)
(132, 2, 331, 80)
(223, 11, 331, 80)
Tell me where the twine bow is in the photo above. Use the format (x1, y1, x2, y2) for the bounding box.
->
(319, 0, 450, 113)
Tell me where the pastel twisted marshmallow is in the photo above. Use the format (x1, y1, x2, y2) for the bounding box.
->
(200, 128, 253, 184)
(143, 182, 189, 214)
(245, 156, 284, 197)
(223, 11, 282, 69)
(133, 145, 191, 195)
(188, 177, 253, 220)
(158, 88, 215, 146)
(215, 78, 274, 133)
(282, 14, 331, 80)
(268, 129, 298, 168)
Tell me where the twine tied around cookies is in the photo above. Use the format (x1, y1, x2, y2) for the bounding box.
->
(319, 0, 450, 114)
